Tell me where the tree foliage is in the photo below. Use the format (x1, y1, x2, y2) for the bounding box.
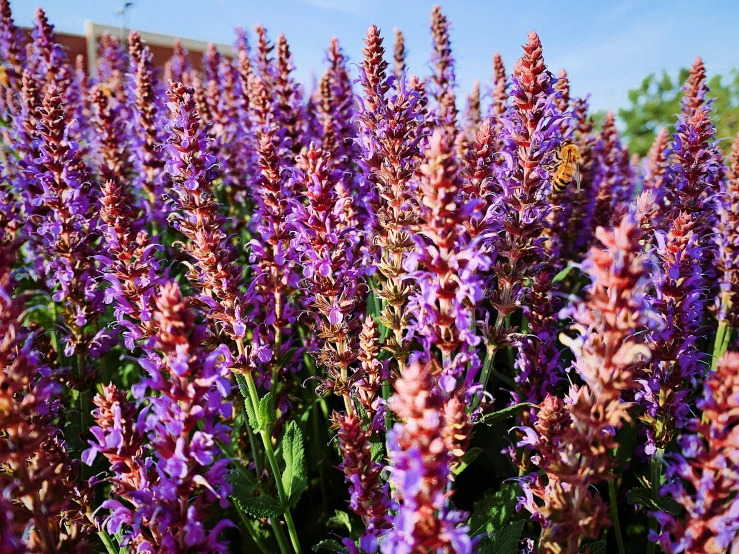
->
(618, 69, 739, 156)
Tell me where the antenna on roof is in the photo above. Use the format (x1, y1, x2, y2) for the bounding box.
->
(117, 1, 135, 40)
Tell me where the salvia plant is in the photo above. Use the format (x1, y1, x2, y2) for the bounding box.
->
(1, 3, 739, 553)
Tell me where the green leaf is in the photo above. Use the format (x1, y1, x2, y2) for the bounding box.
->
(482, 403, 536, 427)
(229, 472, 283, 519)
(259, 392, 276, 429)
(469, 483, 521, 538)
(231, 493, 283, 519)
(233, 375, 260, 430)
(479, 519, 525, 554)
(552, 263, 576, 284)
(244, 397, 259, 431)
(370, 440, 384, 463)
(312, 539, 348, 553)
(580, 540, 607, 554)
(614, 421, 638, 464)
(627, 487, 682, 516)
(281, 420, 308, 508)
(326, 510, 353, 534)
(452, 446, 483, 476)
(234, 373, 248, 397)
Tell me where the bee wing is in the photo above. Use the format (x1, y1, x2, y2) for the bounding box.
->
(574, 163, 582, 193)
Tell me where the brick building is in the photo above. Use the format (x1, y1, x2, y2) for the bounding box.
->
(21, 21, 231, 74)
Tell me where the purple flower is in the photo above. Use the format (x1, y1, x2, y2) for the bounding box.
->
(383, 361, 471, 554)
(100, 281, 233, 551)
(656, 352, 739, 553)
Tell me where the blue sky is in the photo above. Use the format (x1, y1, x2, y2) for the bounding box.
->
(8, 0, 739, 114)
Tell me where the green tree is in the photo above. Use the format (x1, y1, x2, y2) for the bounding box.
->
(617, 69, 739, 156)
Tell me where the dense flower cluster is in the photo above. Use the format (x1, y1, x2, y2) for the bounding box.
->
(1, 2, 738, 553)
(520, 216, 657, 553)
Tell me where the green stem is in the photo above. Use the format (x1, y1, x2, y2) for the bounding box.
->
(77, 354, 91, 480)
(97, 529, 119, 554)
(472, 344, 497, 410)
(297, 325, 329, 421)
(271, 518, 293, 554)
(312, 398, 328, 515)
(646, 453, 663, 554)
(712, 321, 729, 371)
(609, 479, 626, 554)
(236, 505, 271, 554)
(244, 371, 302, 554)
(245, 420, 264, 476)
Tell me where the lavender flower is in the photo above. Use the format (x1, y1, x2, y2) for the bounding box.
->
(522, 216, 656, 552)
(82, 384, 147, 498)
(96, 33, 128, 101)
(655, 352, 739, 553)
(0, 182, 92, 552)
(405, 128, 489, 391)
(29, 84, 103, 360)
(429, 5, 457, 134)
(163, 38, 192, 85)
(90, 84, 134, 185)
(393, 28, 406, 80)
(355, 24, 426, 367)
(289, 144, 363, 406)
(128, 31, 169, 223)
(485, 31, 565, 404)
(489, 52, 507, 121)
(336, 411, 391, 551)
(98, 176, 162, 348)
(274, 33, 305, 157)
(641, 128, 671, 227)
(462, 79, 481, 143)
(27, 8, 81, 121)
(566, 94, 598, 255)
(164, 81, 255, 348)
(638, 211, 704, 454)
(248, 71, 301, 388)
(100, 281, 233, 552)
(383, 360, 472, 554)
(0, 0, 25, 120)
(591, 111, 633, 231)
(714, 132, 739, 329)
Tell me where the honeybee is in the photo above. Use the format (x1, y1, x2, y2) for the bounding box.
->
(547, 139, 581, 194)
(98, 83, 114, 98)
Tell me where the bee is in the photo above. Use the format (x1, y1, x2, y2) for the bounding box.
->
(98, 83, 114, 98)
(546, 139, 581, 194)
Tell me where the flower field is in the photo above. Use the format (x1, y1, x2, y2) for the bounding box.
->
(0, 2, 737, 553)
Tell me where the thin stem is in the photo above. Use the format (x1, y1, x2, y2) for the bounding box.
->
(236, 505, 272, 554)
(270, 518, 293, 554)
(97, 529, 120, 554)
(244, 370, 302, 554)
(85, 506, 121, 554)
(272, 287, 283, 393)
(609, 479, 626, 554)
(312, 398, 328, 515)
(382, 379, 392, 431)
(712, 321, 729, 371)
(77, 354, 91, 480)
(245, 419, 264, 476)
(472, 343, 497, 410)
(646, 452, 663, 554)
(477, 285, 510, 400)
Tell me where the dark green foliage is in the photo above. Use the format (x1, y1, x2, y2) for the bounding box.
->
(617, 69, 739, 156)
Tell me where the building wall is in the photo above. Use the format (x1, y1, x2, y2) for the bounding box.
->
(20, 24, 231, 76)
